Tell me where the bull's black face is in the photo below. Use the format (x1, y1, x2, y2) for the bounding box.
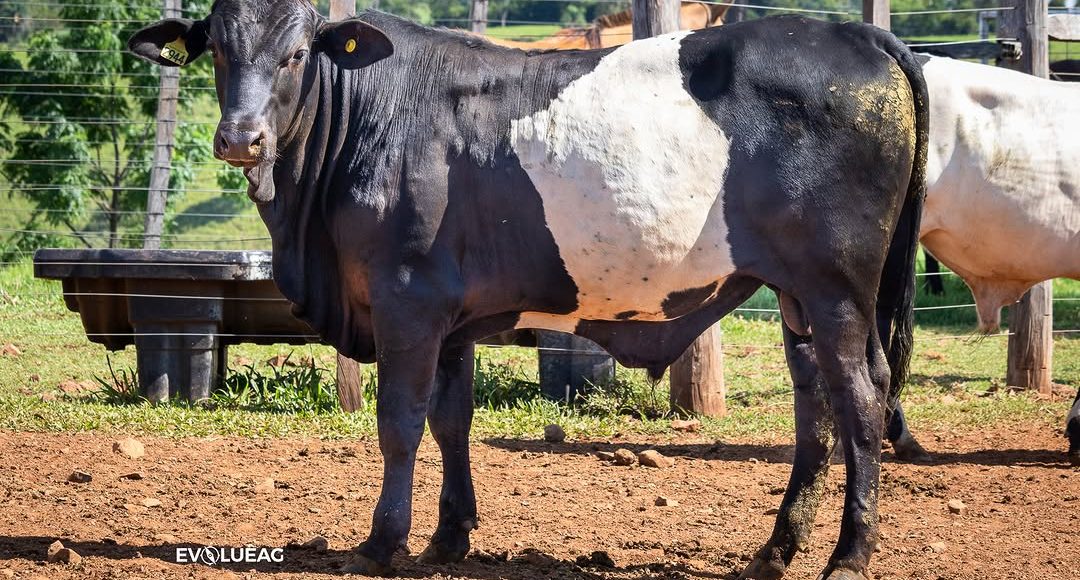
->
(128, 0, 393, 203)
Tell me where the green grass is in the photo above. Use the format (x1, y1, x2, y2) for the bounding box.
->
(1, 257, 1076, 441)
(482, 24, 565, 41)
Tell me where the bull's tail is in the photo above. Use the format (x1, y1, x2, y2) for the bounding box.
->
(878, 35, 929, 405)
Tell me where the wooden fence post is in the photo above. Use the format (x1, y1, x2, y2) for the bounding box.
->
(999, 0, 1053, 394)
(632, 0, 680, 40)
(471, 0, 489, 35)
(670, 325, 725, 416)
(862, 0, 891, 30)
(143, 0, 181, 250)
(631, 0, 727, 417)
(328, 0, 366, 411)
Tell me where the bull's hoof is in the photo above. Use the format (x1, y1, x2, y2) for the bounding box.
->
(891, 434, 932, 463)
(738, 553, 786, 580)
(739, 544, 788, 580)
(817, 567, 869, 580)
(1068, 448, 1080, 467)
(342, 553, 395, 577)
(416, 540, 469, 565)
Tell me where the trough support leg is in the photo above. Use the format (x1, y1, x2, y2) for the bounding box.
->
(741, 327, 835, 580)
(132, 321, 220, 403)
(537, 331, 614, 403)
(128, 286, 224, 404)
(418, 343, 478, 564)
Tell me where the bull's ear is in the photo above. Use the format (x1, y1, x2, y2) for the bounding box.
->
(128, 18, 208, 67)
(316, 19, 393, 69)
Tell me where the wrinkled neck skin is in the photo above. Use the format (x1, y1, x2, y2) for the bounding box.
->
(257, 44, 378, 361)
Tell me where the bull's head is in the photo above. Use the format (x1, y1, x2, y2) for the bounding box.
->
(128, 0, 393, 202)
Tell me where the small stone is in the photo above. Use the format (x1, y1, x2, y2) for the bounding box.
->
(51, 548, 81, 565)
(113, 438, 145, 460)
(141, 497, 162, 508)
(637, 449, 673, 469)
(39, 391, 57, 402)
(68, 470, 92, 484)
(543, 424, 566, 443)
(764, 507, 780, 515)
(1, 569, 14, 578)
(123, 503, 146, 513)
(511, 486, 524, 496)
(253, 478, 275, 494)
(613, 448, 636, 466)
(654, 496, 679, 507)
(308, 506, 322, 514)
(1, 343, 21, 357)
(47, 540, 65, 561)
(119, 472, 144, 481)
(670, 418, 700, 432)
(595, 451, 615, 462)
(947, 499, 967, 515)
(153, 533, 177, 543)
(302, 535, 329, 552)
(927, 541, 947, 554)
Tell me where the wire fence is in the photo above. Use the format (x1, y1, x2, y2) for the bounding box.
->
(0, 0, 1077, 358)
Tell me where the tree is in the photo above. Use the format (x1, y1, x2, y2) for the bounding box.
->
(0, 0, 228, 252)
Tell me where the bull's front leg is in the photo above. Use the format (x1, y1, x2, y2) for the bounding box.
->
(347, 321, 443, 575)
(418, 343, 478, 564)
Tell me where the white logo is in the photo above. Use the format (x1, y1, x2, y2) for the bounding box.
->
(175, 546, 285, 565)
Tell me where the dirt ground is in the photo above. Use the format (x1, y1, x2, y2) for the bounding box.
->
(0, 425, 1077, 580)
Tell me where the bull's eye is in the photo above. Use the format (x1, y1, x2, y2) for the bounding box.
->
(291, 49, 308, 64)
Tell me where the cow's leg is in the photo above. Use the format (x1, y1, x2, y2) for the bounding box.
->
(348, 337, 442, 575)
(418, 343, 478, 564)
(884, 401, 930, 462)
(812, 300, 887, 580)
(740, 326, 836, 580)
(1067, 386, 1080, 465)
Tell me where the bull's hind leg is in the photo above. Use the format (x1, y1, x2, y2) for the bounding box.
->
(810, 297, 889, 580)
(885, 400, 930, 462)
(740, 326, 836, 580)
(418, 343, 479, 564)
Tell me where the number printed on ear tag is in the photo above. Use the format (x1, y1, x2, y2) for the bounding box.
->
(161, 37, 189, 65)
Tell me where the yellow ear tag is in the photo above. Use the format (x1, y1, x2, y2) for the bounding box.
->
(345, 38, 357, 54)
(160, 37, 189, 65)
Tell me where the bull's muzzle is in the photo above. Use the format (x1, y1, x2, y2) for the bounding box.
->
(214, 122, 269, 167)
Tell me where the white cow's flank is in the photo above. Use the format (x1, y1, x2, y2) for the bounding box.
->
(510, 31, 734, 331)
(919, 56, 1080, 331)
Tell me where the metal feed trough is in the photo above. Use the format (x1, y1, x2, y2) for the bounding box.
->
(33, 249, 318, 402)
(33, 249, 612, 405)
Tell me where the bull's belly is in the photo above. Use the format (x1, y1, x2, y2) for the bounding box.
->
(509, 30, 736, 331)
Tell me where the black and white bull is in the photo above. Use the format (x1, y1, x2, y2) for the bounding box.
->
(130, 2, 928, 578)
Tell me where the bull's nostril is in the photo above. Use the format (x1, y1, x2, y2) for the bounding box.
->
(249, 133, 265, 158)
(216, 136, 229, 157)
